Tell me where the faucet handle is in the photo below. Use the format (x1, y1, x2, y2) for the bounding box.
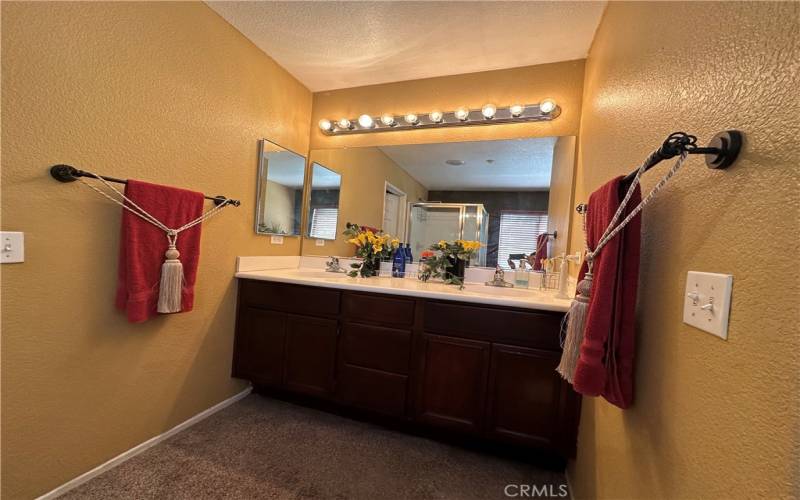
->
(494, 265, 505, 279)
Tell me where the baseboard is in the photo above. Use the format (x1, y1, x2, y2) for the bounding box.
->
(36, 386, 252, 500)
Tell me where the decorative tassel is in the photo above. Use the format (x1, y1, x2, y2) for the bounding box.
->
(556, 272, 593, 383)
(157, 245, 184, 313)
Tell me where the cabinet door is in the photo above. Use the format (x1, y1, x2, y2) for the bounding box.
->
(416, 334, 490, 433)
(284, 314, 339, 396)
(486, 344, 562, 447)
(233, 307, 287, 386)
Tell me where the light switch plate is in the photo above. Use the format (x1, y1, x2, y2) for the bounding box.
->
(316, 239, 325, 246)
(270, 235, 284, 245)
(683, 271, 733, 340)
(1, 231, 25, 263)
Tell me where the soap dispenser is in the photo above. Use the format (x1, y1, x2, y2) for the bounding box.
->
(514, 258, 530, 288)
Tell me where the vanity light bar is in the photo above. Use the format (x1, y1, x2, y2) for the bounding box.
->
(319, 100, 560, 135)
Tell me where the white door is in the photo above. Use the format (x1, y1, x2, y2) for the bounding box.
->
(383, 191, 400, 236)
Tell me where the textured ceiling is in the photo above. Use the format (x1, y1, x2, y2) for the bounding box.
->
(207, 1, 606, 91)
(379, 137, 556, 191)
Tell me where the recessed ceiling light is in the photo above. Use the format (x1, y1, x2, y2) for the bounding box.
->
(445, 159, 465, 166)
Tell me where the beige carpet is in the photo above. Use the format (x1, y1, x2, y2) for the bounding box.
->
(62, 394, 567, 499)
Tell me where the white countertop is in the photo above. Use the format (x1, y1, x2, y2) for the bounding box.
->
(235, 267, 573, 313)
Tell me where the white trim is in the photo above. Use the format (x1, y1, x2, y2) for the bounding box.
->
(36, 386, 252, 500)
(381, 180, 408, 241)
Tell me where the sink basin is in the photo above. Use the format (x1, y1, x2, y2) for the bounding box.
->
(287, 270, 350, 280)
(460, 283, 546, 298)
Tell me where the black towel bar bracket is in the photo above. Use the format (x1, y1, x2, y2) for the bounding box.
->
(575, 130, 743, 214)
(49, 164, 241, 207)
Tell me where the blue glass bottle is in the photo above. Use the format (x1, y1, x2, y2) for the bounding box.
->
(404, 243, 413, 264)
(392, 243, 406, 278)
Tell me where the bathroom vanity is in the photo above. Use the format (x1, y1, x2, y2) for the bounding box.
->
(232, 269, 581, 461)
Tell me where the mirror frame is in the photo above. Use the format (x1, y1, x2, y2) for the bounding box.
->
(304, 161, 342, 241)
(255, 138, 308, 237)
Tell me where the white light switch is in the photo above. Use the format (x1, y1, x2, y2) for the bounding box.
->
(1, 231, 25, 263)
(683, 271, 733, 340)
(270, 235, 284, 245)
(315, 239, 325, 247)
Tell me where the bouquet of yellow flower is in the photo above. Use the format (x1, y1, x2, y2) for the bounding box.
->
(343, 222, 400, 277)
(418, 239, 482, 287)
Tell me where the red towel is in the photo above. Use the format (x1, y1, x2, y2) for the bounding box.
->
(115, 180, 205, 323)
(532, 232, 549, 270)
(573, 177, 641, 409)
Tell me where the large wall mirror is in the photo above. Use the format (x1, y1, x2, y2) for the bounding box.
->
(302, 136, 577, 270)
(306, 162, 342, 240)
(255, 139, 307, 236)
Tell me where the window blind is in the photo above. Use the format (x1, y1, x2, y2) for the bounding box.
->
(497, 211, 549, 269)
(309, 208, 338, 240)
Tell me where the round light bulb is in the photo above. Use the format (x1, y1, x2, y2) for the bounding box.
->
(337, 118, 352, 129)
(454, 107, 470, 121)
(539, 99, 557, 114)
(481, 103, 497, 119)
(429, 110, 443, 123)
(318, 119, 332, 131)
(380, 114, 396, 127)
(509, 104, 524, 117)
(404, 113, 419, 125)
(358, 114, 374, 128)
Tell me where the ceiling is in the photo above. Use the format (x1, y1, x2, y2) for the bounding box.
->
(264, 151, 305, 188)
(379, 137, 556, 191)
(207, 1, 606, 91)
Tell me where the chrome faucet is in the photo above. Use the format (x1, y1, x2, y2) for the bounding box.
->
(325, 256, 346, 273)
(485, 266, 514, 288)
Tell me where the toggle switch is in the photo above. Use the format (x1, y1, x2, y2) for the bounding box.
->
(1, 231, 25, 263)
(683, 271, 733, 340)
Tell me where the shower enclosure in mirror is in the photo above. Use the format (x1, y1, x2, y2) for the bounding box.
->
(306, 163, 342, 240)
(255, 139, 307, 236)
(407, 203, 488, 266)
(303, 136, 576, 271)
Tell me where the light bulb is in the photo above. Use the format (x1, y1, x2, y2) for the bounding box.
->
(454, 107, 470, 121)
(481, 103, 497, 119)
(358, 114, 374, 128)
(338, 118, 352, 129)
(380, 114, 396, 127)
(509, 104, 524, 117)
(429, 110, 443, 123)
(318, 119, 332, 131)
(404, 113, 419, 125)
(539, 99, 556, 114)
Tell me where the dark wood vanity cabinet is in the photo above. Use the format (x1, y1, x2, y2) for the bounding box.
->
(233, 279, 580, 460)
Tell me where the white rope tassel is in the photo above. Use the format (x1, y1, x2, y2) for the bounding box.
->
(557, 272, 592, 383)
(158, 232, 184, 314)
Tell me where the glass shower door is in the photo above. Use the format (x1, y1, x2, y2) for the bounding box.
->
(408, 204, 463, 259)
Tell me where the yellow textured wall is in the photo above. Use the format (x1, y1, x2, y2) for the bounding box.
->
(309, 60, 585, 150)
(303, 147, 428, 256)
(569, 2, 800, 499)
(0, 3, 312, 498)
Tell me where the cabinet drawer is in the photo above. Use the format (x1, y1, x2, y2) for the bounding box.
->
(341, 322, 411, 374)
(423, 301, 562, 350)
(343, 292, 414, 327)
(338, 365, 408, 417)
(240, 279, 340, 317)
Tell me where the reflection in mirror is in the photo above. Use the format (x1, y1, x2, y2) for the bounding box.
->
(255, 139, 306, 236)
(306, 163, 342, 240)
(305, 136, 576, 268)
